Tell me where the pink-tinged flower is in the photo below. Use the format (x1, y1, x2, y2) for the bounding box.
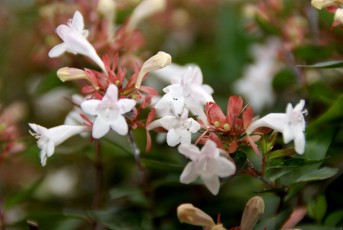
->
(247, 100, 307, 154)
(178, 140, 236, 195)
(29, 124, 88, 166)
(48, 11, 106, 73)
(81, 84, 136, 138)
(147, 110, 200, 147)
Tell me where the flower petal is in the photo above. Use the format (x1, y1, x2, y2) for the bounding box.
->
(104, 84, 118, 102)
(215, 157, 236, 177)
(167, 128, 181, 146)
(81, 99, 101, 115)
(48, 43, 67, 57)
(201, 175, 220, 195)
(201, 140, 218, 157)
(180, 162, 198, 184)
(247, 113, 287, 134)
(178, 144, 200, 160)
(294, 132, 305, 154)
(71, 11, 84, 31)
(110, 115, 128, 136)
(179, 129, 192, 145)
(116, 99, 136, 114)
(282, 125, 294, 144)
(92, 117, 110, 138)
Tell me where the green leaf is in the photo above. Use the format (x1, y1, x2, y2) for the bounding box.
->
(308, 195, 327, 223)
(295, 167, 338, 183)
(255, 208, 292, 230)
(325, 210, 343, 227)
(268, 148, 296, 160)
(232, 150, 247, 170)
(140, 158, 183, 171)
(308, 94, 343, 128)
(298, 60, 343, 68)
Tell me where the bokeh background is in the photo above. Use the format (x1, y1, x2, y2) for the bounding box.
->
(1, 0, 343, 229)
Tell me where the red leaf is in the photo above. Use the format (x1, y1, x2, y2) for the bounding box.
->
(243, 105, 254, 130)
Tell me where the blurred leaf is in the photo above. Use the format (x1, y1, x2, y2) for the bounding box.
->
(301, 129, 335, 161)
(295, 167, 338, 183)
(109, 186, 148, 207)
(255, 208, 292, 230)
(268, 148, 296, 160)
(272, 68, 296, 90)
(294, 45, 333, 63)
(297, 225, 336, 230)
(298, 60, 343, 68)
(308, 195, 327, 223)
(232, 150, 247, 171)
(324, 210, 343, 227)
(308, 94, 343, 128)
(5, 177, 43, 209)
(141, 158, 183, 172)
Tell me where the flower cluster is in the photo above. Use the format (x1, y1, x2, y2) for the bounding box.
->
(29, 10, 308, 196)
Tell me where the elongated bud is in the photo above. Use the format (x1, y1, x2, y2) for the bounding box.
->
(177, 203, 215, 227)
(211, 224, 227, 230)
(135, 51, 171, 89)
(57, 67, 99, 90)
(127, 0, 166, 32)
(311, 0, 343, 9)
(240, 196, 265, 230)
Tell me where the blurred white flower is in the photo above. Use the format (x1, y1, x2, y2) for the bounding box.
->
(234, 38, 281, 112)
(178, 140, 236, 195)
(29, 124, 88, 166)
(48, 11, 106, 72)
(81, 84, 136, 138)
(127, 0, 166, 31)
(147, 110, 200, 146)
(247, 99, 307, 154)
(311, 0, 343, 9)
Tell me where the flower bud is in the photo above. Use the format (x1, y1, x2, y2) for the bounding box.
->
(57, 67, 99, 90)
(127, 0, 166, 32)
(177, 203, 215, 227)
(333, 8, 343, 27)
(240, 196, 265, 230)
(97, 0, 116, 17)
(135, 51, 172, 89)
(311, 0, 343, 9)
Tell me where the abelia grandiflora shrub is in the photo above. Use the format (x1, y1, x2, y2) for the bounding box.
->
(29, 10, 308, 196)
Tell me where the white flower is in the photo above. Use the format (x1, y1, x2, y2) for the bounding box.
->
(247, 99, 307, 154)
(29, 124, 88, 166)
(178, 140, 236, 195)
(127, 0, 166, 32)
(154, 66, 212, 123)
(311, 0, 343, 9)
(81, 84, 136, 138)
(48, 11, 106, 73)
(147, 111, 200, 146)
(234, 38, 281, 112)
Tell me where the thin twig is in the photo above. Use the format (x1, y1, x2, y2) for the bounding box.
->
(92, 140, 103, 210)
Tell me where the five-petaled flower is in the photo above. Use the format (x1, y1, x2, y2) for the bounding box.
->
(155, 66, 212, 123)
(178, 140, 236, 195)
(48, 11, 106, 73)
(247, 99, 307, 154)
(147, 110, 200, 147)
(29, 124, 88, 166)
(81, 84, 136, 139)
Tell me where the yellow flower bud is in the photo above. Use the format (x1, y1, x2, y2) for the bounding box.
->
(57, 67, 99, 90)
(240, 196, 265, 230)
(135, 51, 172, 89)
(177, 203, 215, 227)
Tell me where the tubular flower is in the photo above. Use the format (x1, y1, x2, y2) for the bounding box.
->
(48, 11, 106, 73)
(178, 140, 236, 195)
(147, 110, 200, 147)
(29, 124, 88, 166)
(81, 84, 136, 138)
(247, 99, 307, 154)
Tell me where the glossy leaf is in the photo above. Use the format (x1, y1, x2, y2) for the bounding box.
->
(295, 167, 338, 183)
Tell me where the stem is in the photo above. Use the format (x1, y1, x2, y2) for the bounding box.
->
(92, 140, 103, 210)
(127, 129, 144, 170)
(0, 200, 5, 230)
(245, 159, 274, 189)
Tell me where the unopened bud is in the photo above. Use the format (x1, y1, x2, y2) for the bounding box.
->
(240, 196, 265, 230)
(135, 51, 171, 89)
(311, 0, 343, 9)
(223, 123, 230, 131)
(127, 0, 166, 32)
(212, 224, 227, 230)
(57, 67, 99, 90)
(177, 203, 215, 227)
(97, 0, 116, 16)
